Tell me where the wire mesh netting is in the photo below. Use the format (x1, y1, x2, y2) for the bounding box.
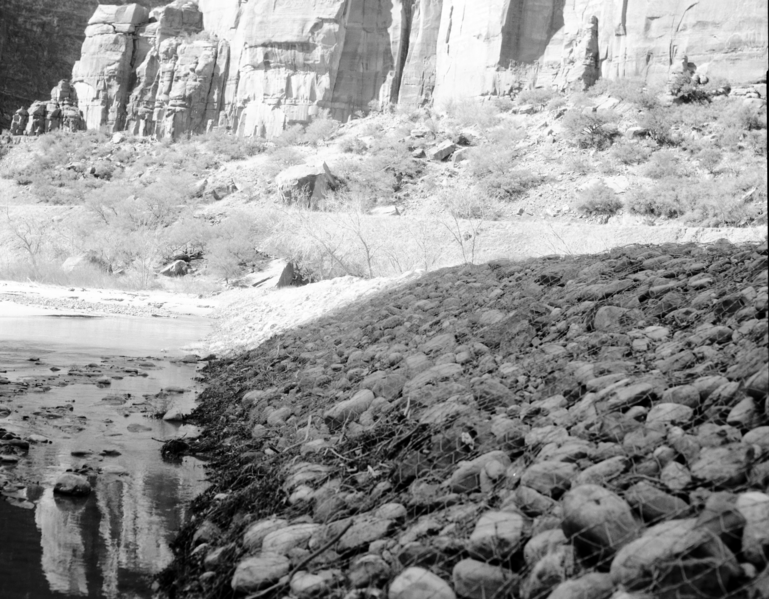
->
(159, 238, 769, 599)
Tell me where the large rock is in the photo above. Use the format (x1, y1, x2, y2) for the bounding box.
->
(467, 511, 528, 560)
(261, 523, 319, 554)
(389, 567, 456, 599)
(610, 518, 741, 597)
(231, 553, 290, 593)
(561, 485, 640, 568)
(736, 492, 769, 566)
(159, 259, 189, 277)
(452, 559, 516, 599)
(547, 573, 614, 599)
(275, 162, 340, 208)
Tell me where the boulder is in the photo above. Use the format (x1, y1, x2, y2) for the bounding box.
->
(468, 511, 528, 560)
(160, 259, 189, 277)
(426, 140, 457, 161)
(610, 518, 740, 597)
(520, 461, 576, 498)
(546, 573, 614, 599)
(446, 451, 511, 494)
(389, 567, 455, 599)
(276, 162, 339, 208)
(736, 492, 769, 566)
(561, 485, 640, 568)
(324, 389, 375, 429)
(242, 518, 288, 552)
(261, 523, 319, 555)
(231, 553, 290, 593)
(348, 554, 391, 588)
(290, 570, 340, 598)
(625, 482, 689, 522)
(453, 559, 516, 599)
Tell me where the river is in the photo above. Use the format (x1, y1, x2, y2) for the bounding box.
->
(0, 303, 211, 599)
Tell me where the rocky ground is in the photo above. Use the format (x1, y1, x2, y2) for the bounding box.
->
(155, 238, 769, 599)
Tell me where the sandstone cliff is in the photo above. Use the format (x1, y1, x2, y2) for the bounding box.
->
(0, 0, 169, 128)
(3, 0, 766, 136)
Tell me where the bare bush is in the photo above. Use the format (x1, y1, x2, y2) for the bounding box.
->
(587, 77, 661, 108)
(561, 109, 620, 150)
(517, 87, 559, 108)
(576, 182, 623, 216)
(198, 129, 264, 160)
(642, 150, 692, 180)
(610, 141, 652, 165)
(440, 98, 500, 130)
(206, 213, 269, 282)
(626, 170, 767, 226)
(1, 208, 52, 272)
(439, 185, 503, 264)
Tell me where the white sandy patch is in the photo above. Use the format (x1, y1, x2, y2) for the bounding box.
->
(206, 271, 420, 355)
(0, 280, 220, 318)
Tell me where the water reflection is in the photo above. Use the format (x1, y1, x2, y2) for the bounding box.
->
(0, 310, 210, 599)
(2, 456, 205, 599)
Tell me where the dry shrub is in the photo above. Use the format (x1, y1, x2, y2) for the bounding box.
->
(565, 154, 593, 176)
(205, 212, 271, 282)
(335, 136, 422, 202)
(610, 141, 652, 165)
(303, 118, 340, 146)
(642, 150, 692, 179)
(561, 109, 620, 150)
(576, 182, 623, 216)
(696, 148, 723, 173)
(517, 87, 559, 108)
(440, 98, 500, 130)
(438, 184, 505, 264)
(199, 130, 264, 160)
(626, 171, 767, 226)
(467, 141, 546, 201)
(587, 77, 661, 108)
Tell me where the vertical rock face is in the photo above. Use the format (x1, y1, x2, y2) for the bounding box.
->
(547, 0, 769, 89)
(72, 2, 211, 135)
(0, 0, 168, 128)
(2, 0, 766, 136)
(226, 0, 349, 138)
(398, 0, 444, 108)
(432, 0, 566, 105)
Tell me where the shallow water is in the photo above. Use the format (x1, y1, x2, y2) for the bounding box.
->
(0, 304, 212, 598)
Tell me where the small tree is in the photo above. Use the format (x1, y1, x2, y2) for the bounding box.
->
(1, 208, 52, 273)
(439, 185, 502, 265)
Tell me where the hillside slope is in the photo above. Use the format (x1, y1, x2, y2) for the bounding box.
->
(160, 238, 769, 599)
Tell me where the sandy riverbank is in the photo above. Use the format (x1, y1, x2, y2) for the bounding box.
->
(0, 280, 221, 319)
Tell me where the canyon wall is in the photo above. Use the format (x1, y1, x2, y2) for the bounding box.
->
(2, 0, 766, 136)
(0, 0, 169, 127)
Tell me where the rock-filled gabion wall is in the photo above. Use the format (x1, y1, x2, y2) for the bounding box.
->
(162, 239, 768, 599)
